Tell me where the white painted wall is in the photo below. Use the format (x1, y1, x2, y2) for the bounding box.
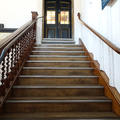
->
(78, 0, 120, 92)
(74, 0, 82, 44)
(0, 0, 43, 44)
(0, 0, 82, 44)
(0, 0, 42, 28)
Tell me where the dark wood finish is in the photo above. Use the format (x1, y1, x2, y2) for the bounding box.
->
(0, 12, 38, 107)
(4, 101, 112, 113)
(17, 76, 99, 85)
(0, 112, 118, 119)
(24, 61, 92, 67)
(12, 86, 104, 97)
(21, 67, 95, 76)
(80, 39, 120, 116)
(0, 21, 33, 50)
(0, 38, 120, 119)
(31, 51, 86, 55)
(31, 11, 38, 20)
(77, 12, 120, 54)
(29, 56, 89, 61)
(44, 0, 72, 38)
(33, 47, 83, 51)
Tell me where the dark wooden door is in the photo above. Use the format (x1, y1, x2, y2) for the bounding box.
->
(44, 0, 72, 38)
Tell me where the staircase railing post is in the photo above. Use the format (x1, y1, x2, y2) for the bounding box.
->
(31, 11, 38, 43)
(31, 11, 38, 20)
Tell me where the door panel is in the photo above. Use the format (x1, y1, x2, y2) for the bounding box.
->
(44, 0, 72, 38)
(61, 29, 69, 38)
(47, 28, 56, 38)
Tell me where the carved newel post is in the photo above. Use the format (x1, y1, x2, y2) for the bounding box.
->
(31, 11, 38, 20)
(77, 12, 81, 20)
(31, 11, 38, 42)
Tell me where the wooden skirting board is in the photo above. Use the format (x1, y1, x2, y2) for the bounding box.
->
(80, 39, 120, 116)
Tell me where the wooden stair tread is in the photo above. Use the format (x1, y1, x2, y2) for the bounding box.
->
(0, 112, 119, 119)
(29, 55, 89, 57)
(15, 84, 99, 86)
(9, 96, 109, 100)
(1, 41, 119, 118)
(35, 44, 82, 47)
(19, 75, 99, 78)
(13, 85, 104, 89)
(26, 60, 91, 63)
(32, 51, 85, 52)
(6, 100, 111, 103)
(33, 46, 83, 49)
(23, 67, 94, 70)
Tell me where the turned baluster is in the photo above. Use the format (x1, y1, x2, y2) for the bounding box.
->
(5, 51, 10, 88)
(0, 58, 6, 96)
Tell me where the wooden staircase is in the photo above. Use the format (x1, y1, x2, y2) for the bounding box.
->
(0, 39, 120, 119)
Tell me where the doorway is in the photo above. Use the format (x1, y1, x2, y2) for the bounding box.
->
(44, 0, 72, 38)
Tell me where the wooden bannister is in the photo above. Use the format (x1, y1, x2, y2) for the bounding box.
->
(0, 12, 39, 106)
(77, 12, 120, 54)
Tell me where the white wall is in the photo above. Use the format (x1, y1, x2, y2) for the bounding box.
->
(74, 0, 82, 44)
(0, 0, 82, 43)
(0, 0, 43, 44)
(79, 0, 120, 92)
(0, 0, 43, 28)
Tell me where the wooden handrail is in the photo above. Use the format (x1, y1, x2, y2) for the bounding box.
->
(77, 12, 120, 54)
(0, 12, 43, 106)
(0, 16, 44, 62)
(0, 21, 32, 50)
(0, 20, 36, 63)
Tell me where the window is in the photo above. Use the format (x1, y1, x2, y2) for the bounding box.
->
(60, 11, 69, 24)
(47, 11, 56, 24)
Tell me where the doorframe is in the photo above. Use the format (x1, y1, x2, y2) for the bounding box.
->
(42, 0, 74, 39)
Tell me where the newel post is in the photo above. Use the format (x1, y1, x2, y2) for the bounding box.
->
(31, 11, 38, 43)
(31, 11, 38, 20)
(77, 12, 81, 20)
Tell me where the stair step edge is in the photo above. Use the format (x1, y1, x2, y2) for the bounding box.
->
(13, 85, 104, 89)
(34, 47, 83, 49)
(26, 61, 91, 63)
(23, 67, 94, 70)
(42, 40, 75, 43)
(32, 51, 85, 53)
(6, 99, 112, 103)
(29, 55, 89, 57)
(40, 44, 79, 45)
(19, 75, 99, 78)
(9, 96, 109, 100)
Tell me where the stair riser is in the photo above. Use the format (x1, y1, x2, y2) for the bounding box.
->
(24, 62, 91, 67)
(12, 88, 104, 97)
(4, 102, 112, 113)
(33, 48, 83, 51)
(17, 77, 98, 85)
(29, 57, 89, 61)
(38, 45, 81, 47)
(0, 113, 118, 119)
(43, 39, 74, 41)
(42, 42, 75, 44)
(21, 69, 94, 76)
(31, 52, 85, 56)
